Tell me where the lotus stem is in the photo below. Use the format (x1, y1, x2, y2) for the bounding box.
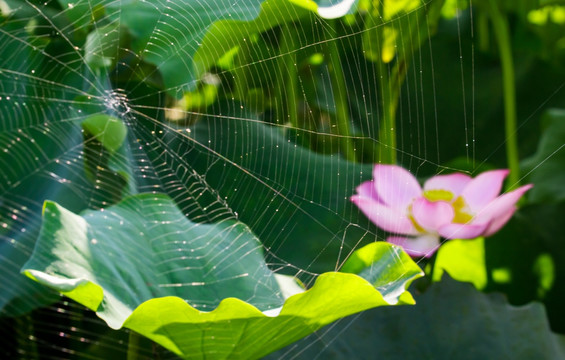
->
(363, 0, 402, 165)
(325, 19, 357, 162)
(277, 22, 299, 129)
(487, 0, 520, 190)
(377, 59, 407, 165)
(477, 11, 490, 52)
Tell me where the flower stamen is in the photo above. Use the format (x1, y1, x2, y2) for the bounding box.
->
(423, 189, 454, 202)
(452, 196, 474, 224)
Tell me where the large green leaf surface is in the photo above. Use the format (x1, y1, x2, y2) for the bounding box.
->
(267, 275, 565, 359)
(22, 193, 422, 359)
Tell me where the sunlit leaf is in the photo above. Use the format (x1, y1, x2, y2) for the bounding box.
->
(341, 242, 423, 303)
(432, 237, 487, 290)
(22, 193, 422, 358)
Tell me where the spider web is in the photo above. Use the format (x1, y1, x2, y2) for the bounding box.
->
(1, 0, 564, 358)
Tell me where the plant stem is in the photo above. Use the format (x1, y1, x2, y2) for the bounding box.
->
(233, 40, 250, 103)
(363, 0, 401, 165)
(377, 59, 407, 164)
(375, 0, 395, 165)
(277, 22, 299, 129)
(325, 20, 357, 162)
(487, 0, 520, 190)
(477, 12, 490, 53)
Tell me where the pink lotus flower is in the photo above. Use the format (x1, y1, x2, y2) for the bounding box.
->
(351, 165, 533, 257)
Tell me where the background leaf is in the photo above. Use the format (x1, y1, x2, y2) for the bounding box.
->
(522, 108, 565, 204)
(187, 102, 376, 274)
(267, 275, 565, 359)
(485, 201, 565, 332)
(54, 0, 358, 94)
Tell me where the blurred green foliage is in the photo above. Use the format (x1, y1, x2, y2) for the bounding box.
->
(1, 0, 565, 357)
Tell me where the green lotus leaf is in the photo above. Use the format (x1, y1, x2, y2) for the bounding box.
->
(22, 193, 422, 359)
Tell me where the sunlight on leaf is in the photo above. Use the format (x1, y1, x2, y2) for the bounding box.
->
(0, 0, 11, 16)
(533, 253, 555, 298)
(22, 193, 422, 359)
(492, 267, 512, 284)
(432, 237, 488, 290)
(528, 5, 565, 25)
(341, 242, 424, 304)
